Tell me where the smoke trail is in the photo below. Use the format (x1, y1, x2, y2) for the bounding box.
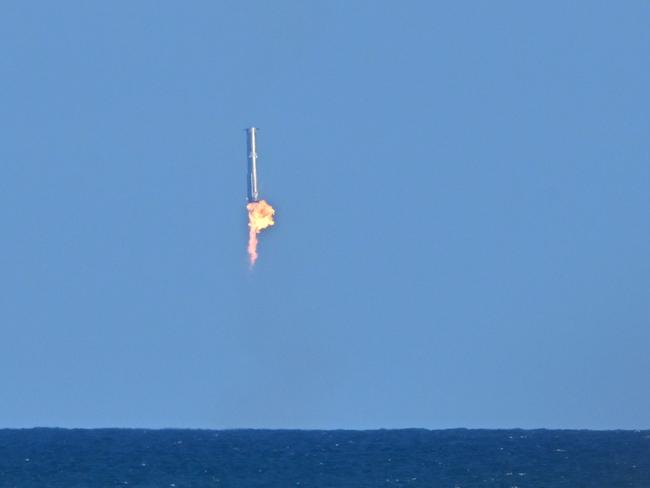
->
(247, 200, 275, 267)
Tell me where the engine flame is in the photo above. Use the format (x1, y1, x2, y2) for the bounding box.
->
(247, 200, 275, 267)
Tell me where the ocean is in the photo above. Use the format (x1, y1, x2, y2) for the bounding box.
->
(0, 429, 647, 487)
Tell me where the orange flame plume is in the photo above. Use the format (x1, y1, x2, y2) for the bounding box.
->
(247, 200, 275, 267)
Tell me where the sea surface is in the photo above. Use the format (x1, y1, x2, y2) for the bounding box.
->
(0, 428, 648, 487)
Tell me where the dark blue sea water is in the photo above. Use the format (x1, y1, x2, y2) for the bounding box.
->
(0, 429, 648, 487)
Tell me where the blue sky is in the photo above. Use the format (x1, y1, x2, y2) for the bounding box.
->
(1, 1, 648, 429)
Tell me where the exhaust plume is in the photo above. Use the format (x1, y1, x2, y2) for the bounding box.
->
(247, 199, 275, 267)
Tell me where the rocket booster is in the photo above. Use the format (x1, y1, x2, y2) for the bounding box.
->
(246, 127, 259, 202)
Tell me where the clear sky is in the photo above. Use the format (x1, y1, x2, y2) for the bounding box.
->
(1, 1, 648, 430)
